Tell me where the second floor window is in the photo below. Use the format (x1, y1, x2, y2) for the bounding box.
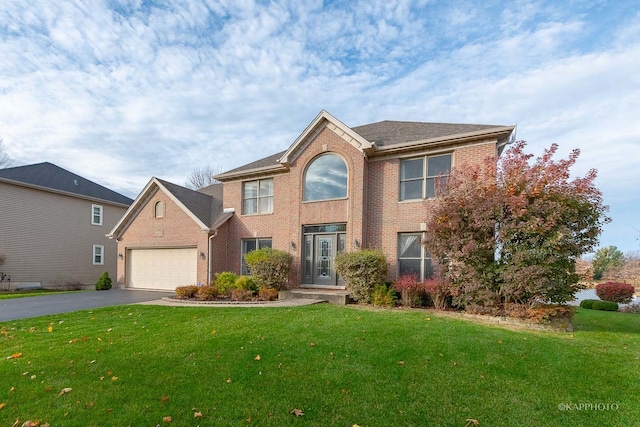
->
(242, 178, 274, 215)
(91, 204, 103, 226)
(400, 153, 452, 201)
(304, 154, 348, 201)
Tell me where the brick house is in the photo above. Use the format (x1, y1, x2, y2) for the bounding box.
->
(109, 110, 515, 291)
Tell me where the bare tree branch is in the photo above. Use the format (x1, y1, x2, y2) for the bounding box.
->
(0, 139, 15, 169)
(185, 165, 224, 190)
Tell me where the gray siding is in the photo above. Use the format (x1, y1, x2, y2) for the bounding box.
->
(0, 182, 128, 287)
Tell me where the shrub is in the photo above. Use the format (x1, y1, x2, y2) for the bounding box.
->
(214, 272, 238, 295)
(335, 249, 388, 303)
(258, 287, 278, 301)
(393, 275, 424, 307)
(590, 300, 619, 311)
(175, 285, 199, 299)
(423, 277, 454, 310)
(231, 288, 254, 301)
(595, 282, 635, 304)
(95, 271, 112, 291)
(235, 276, 257, 293)
(372, 283, 397, 307)
(619, 302, 640, 314)
(244, 248, 293, 290)
(197, 285, 218, 301)
(579, 299, 598, 309)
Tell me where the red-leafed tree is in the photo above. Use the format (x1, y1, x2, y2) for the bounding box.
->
(424, 141, 609, 309)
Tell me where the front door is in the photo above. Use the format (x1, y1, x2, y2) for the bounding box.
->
(302, 223, 346, 287)
(314, 235, 335, 285)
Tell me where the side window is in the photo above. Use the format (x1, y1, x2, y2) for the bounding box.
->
(93, 245, 104, 265)
(399, 154, 451, 200)
(241, 238, 272, 275)
(242, 179, 274, 215)
(303, 154, 348, 201)
(397, 233, 433, 280)
(154, 201, 164, 218)
(91, 204, 103, 226)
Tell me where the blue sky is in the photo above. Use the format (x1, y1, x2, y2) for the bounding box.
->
(1, 0, 639, 253)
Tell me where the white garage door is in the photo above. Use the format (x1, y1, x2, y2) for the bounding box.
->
(127, 248, 197, 290)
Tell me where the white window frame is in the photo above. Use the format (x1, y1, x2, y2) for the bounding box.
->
(399, 153, 452, 201)
(242, 178, 274, 215)
(93, 245, 104, 265)
(91, 204, 103, 226)
(397, 232, 433, 280)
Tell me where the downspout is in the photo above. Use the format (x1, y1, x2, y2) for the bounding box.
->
(207, 230, 218, 285)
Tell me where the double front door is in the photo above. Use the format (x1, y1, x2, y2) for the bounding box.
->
(302, 224, 346, 287)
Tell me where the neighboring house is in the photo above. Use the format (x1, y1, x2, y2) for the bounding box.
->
(110, 110, 515, 291)
(0, 162, 133, 289)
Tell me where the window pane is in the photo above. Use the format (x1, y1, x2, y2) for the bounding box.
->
(424, 258, 434, 279)
(259, 196, 273, 214)
(259, 179, 273, 196)
(400, 158, 423, 180)
(399, 234, 421, 258)
(304, 154, 348, 201)
(242, 240, 257, 254)
(258, 239, 272, 249)
(400, 180, 423, 200)
(427, 154, 451, 177)
(399, 259, 421, 277)
(243, 181, 257, 198)
(243, 199, 257, 215)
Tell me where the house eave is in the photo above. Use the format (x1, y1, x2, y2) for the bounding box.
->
(214, 164, 288, 182)
(369, 125, 517, 156)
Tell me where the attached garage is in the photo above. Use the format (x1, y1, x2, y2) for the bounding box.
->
(126, 248, 197, 290)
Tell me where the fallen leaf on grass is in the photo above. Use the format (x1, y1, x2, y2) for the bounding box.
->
(465, 419, 479, 426)
(194, 411, 203, 418)
(47, 326, 53, 333)
(254, 355, 261, 361)
(6, 353, 22, 359)
(309, 342, 316, 347)
(57, 387, 72, 397)
(0, 402, 6, 410)
(161, 396, 169, 403)
(226, 378, 232, 384)
(162, 415, 172, 423)
(290, 408, 304, 417)
(11, 419, 19, 427)
(397, 361, 405, 365)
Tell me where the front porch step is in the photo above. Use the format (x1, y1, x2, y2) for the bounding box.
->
(279, 289, 350, 306)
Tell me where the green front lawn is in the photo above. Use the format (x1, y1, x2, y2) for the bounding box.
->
(0, 289, 79, 300)
(0, 305, 638, 426)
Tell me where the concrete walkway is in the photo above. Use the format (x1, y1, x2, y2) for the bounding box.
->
(138, 297, 324, 308)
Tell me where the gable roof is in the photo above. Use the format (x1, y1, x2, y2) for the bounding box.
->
(0, 162, 133, 206)
(107, 178, 232, 239)
(214, 110, 515, 181)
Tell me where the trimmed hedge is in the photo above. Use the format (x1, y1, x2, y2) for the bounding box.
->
(335, 249, 388, 303)
(244, 248, 292, 291)
(95, 271, 112, 290)
(591, 300, 619, 311)
(579, 299, 598, 309)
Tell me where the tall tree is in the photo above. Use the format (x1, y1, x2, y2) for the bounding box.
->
(425, 141, 609, 308)
(0, 139, 15, 169)
(591, 245, 625, 280)
(185, 165, 224, 190)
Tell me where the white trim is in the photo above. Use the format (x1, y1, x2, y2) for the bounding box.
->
(93, 244, 105, 265)
(91, 204, 103, 226)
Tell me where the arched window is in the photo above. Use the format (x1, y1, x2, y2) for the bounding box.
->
(154, 201, 164, 218)
(303, 154, 348, 201)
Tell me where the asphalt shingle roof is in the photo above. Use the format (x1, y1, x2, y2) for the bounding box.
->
(0, 162, 133, 205)
(351, 120, 505, 147)
(156, 179, 225, 228)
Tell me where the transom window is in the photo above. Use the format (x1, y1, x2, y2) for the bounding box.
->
(93, 245, 104, 265)
(242, 178, 274, 215)
(91, 204, 103, 226)
(241, 238, 272, 275)
(154, 201, 164, 218)
(397, 233, 433, 280)
(400, 153, 451, 200)
(304, 154, 348, 201)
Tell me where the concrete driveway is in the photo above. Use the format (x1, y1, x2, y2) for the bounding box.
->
(0, 289, 173, 323)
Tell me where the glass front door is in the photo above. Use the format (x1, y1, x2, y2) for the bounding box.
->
(302, 224, 346, 287)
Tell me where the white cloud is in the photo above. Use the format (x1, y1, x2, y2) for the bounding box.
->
(0, 0, 638, 250)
